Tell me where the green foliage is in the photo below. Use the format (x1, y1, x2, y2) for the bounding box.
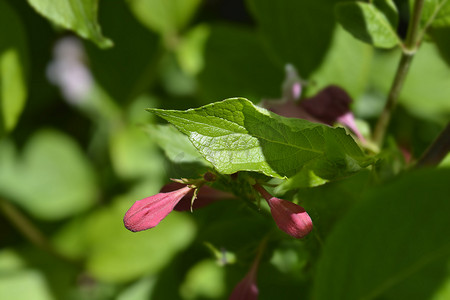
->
(1, 0, 449, 299)
(418, 0, 450, 28)
(0, 0, 28, 133)
(307, 25, 373, 99)
(198, 24, 282, 102)
(0, 130, 97, 220)
(336, 0, 401, 49)
(27, 0, 112, 48)
(84, 0, 160, 102)
(148, 98, 368, 179)
(370, 43, 450, 121)
(313, 168, 450, 299)
(127, 0, 201, 37)
(420, 0, 450, 66)
(144, 124, 209, 165)
(247, 0, 336, 76)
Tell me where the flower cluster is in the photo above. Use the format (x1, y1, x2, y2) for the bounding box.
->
(123, 176, 313, 239)
(123, 174, 314, 299)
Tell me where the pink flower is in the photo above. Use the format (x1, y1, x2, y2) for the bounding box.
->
(123, 185, 192, 232)
(254, 184, 313, 239)
(266, 197, 313, 239)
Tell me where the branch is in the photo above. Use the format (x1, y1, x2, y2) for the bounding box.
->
(372, 0, 425, 147)
(416, 122, 450, 168)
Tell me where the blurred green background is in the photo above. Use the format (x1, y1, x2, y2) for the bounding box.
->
(1, 0, 449, 299)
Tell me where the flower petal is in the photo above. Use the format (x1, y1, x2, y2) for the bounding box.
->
(123, 185, 192, 232)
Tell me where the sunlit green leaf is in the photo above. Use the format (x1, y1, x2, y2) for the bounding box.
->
(0, 0, 28, 132)
(148, 98, 369, 179)
(313, 168, 450, 300)
(27, 0, 112, 48)
(336, 0, 401, 49)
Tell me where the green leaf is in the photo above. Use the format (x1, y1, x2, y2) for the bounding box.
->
(85, 0, 159, 102)
(145, 124, 209, 165)
(147, 98, 368, 179)
(127, 0, 201, 36)
(109, 126, 166, 180)
(27, 0, 112, 49)
(335, 0, 401, 49)
(274, 168, 328, 195)
(313, 168, 450, 299)
(432, 0, 450, 27)
(175, 24, 210, 76)
(418, 0, 450, 28)
(429, 27, 450, 66)
(0, 130, 97, 220)
(0, 249, 54, 300)
(179, 259, 226, 299)
(423, 0, 450, 66)
(0, 0, 28, 132)
(246, 0, 336, 77)
(0, 270, 54, 300)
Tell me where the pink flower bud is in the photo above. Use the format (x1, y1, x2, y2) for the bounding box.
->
(123, 185, 192, 232)
(253, 184, 313, 239)
(267, 197, 313, 239)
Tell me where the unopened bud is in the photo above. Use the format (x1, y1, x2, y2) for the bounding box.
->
(123, 185, 192, 232)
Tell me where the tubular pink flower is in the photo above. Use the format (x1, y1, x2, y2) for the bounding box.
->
(266, 197, 313, 239)
(123, 185, 192, 232)
(254, 184, 313, 239)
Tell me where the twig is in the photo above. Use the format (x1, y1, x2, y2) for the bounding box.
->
(373, 0, 425, 146)
(416, 122, 450, 167)
(0, 198, 79, 265)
